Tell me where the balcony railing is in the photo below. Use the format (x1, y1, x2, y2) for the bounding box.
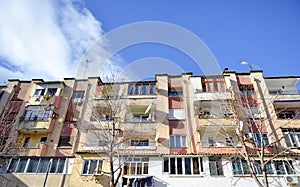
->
(18, 120, 51, 133)
(269, 90, 300, 95)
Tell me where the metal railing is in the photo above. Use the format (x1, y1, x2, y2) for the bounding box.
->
(269, 90, 300, 95)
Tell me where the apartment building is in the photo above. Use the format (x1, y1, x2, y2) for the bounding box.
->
(0, 69, 299, 187)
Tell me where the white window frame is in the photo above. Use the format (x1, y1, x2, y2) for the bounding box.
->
(123, 158, 149, 175)
(170, 135, 187, 148)
(283, 130, 300, 148)
(169, 109, 185, 120)
(7, 157, 66, 174)
(82, 160, 103, 175)
(165, 157, 203, 175)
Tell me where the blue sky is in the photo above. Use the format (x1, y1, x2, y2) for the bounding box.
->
(85, 0, 300, 76)
(0, 0, 299, 83)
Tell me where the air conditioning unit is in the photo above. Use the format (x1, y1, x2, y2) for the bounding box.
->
(285, 176, 298, 184)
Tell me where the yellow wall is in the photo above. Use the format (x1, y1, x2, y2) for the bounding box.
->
(69, 154, 111, 187)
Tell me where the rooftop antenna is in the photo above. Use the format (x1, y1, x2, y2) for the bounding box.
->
(83, 59, 91, 79)
(240, 61, 261, 71)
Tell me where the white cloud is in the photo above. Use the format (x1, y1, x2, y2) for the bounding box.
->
(0, 0, 103, 82)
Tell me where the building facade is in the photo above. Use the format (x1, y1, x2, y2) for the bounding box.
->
(0, 69, 299, 187)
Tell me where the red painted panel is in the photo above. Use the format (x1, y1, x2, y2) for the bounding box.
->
(169, 97, 184, 109)
(169, 121, 187, 135)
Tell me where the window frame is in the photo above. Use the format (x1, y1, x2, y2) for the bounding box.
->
(209, 157, 224, 176)
(282, 129, 300, 148)
(201, 76, 226, 92)
(123, 158, 149, 175)
(127, 83, 156, 96)
(164, 157, 203, 175)
(24, 106, 51, 121)
(82, 160, 103, 175)
(170, 135, 187, 148)
(7, 157, 66, 174)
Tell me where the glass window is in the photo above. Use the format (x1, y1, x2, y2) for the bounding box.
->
(58, 136, 72, 147)
(163, 158, 169, 172)
(193, 157, 201, 174)
(177, 158, 183, 174)
(34, 89, 45, 96)
(40, 137, 47, 143)
(209, 157, 223, 176)
(82, 160, 103, 175)
(170, 158, 176, 174)
(50, 158, 59, 173)
(142, 84, 149, 95)
(7, 158, 18, 173)
(73, 91, 84, 102)
(56, 158, 66, 173)
(185, 158, 191, 175)
(170, 135, 186, 148)
(283, 129, 300, 148)
(202, 77, 226, 92)
(38, 158, 50, 173)
(16, 158, 27, 173)
(127, 83, 156, 95)
(46, 88, 57, 96)
(166, 157, 202, 175)
(7, 157, 67, 174)
(26, 158, 39, 173)
(123, 158, 148, 175)
(150, 84, 156, 95)
(128, 84, 134, 95)
(253, 134, 269, 147)
(24, 106, 51, 121)
(135, 84, 142, 95)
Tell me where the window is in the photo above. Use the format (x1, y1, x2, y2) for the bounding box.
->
(209, 157, 223, 176)
(274, 160, 294, 175)
(46, 88, 57, 96)
(133, 114, 151, 122)
(239, 84, 254, 95)
(82, 160, 103, 175)
(282, 129, 300, 148)
(7, 157, 66, 174)
(253, 133, 269, 147)
(168, 91, 183, 97)
(244, 107, 260, 118)
(164, 157, 203, 175)
(40, 137, 47, 144)
(23, 137, 30, 148)
(73, 91, 84, 102)
(232, 158, 250, 175)
(202, 76, 226, 92)
(123, 158, 149, 175)
(169, 109, 185, 120)
(127, 83, 156, 95)
(131, 140, 149, 146)
(58, 136, 73, 147)
(34, 88, 57, 97)
(34, 89, 45, 97)
(26, 158, 39, 173)
(170, 135, 186, 148)
(24, 106, 51, 121)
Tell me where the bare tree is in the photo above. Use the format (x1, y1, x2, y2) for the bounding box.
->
(225, 80, 299, 187)
(82, 78, 137, 187)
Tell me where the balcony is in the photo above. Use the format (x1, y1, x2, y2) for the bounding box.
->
(17, 143, 48, 156)
(198, 125, 239, 148)
(269, 89, 300, 101)
(28, 95, 62, 108)
(18, 120, 52, 133)
(122, 122, 156, 136)
(120, 140, 157, 150)
(194, 91, 232, 101)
